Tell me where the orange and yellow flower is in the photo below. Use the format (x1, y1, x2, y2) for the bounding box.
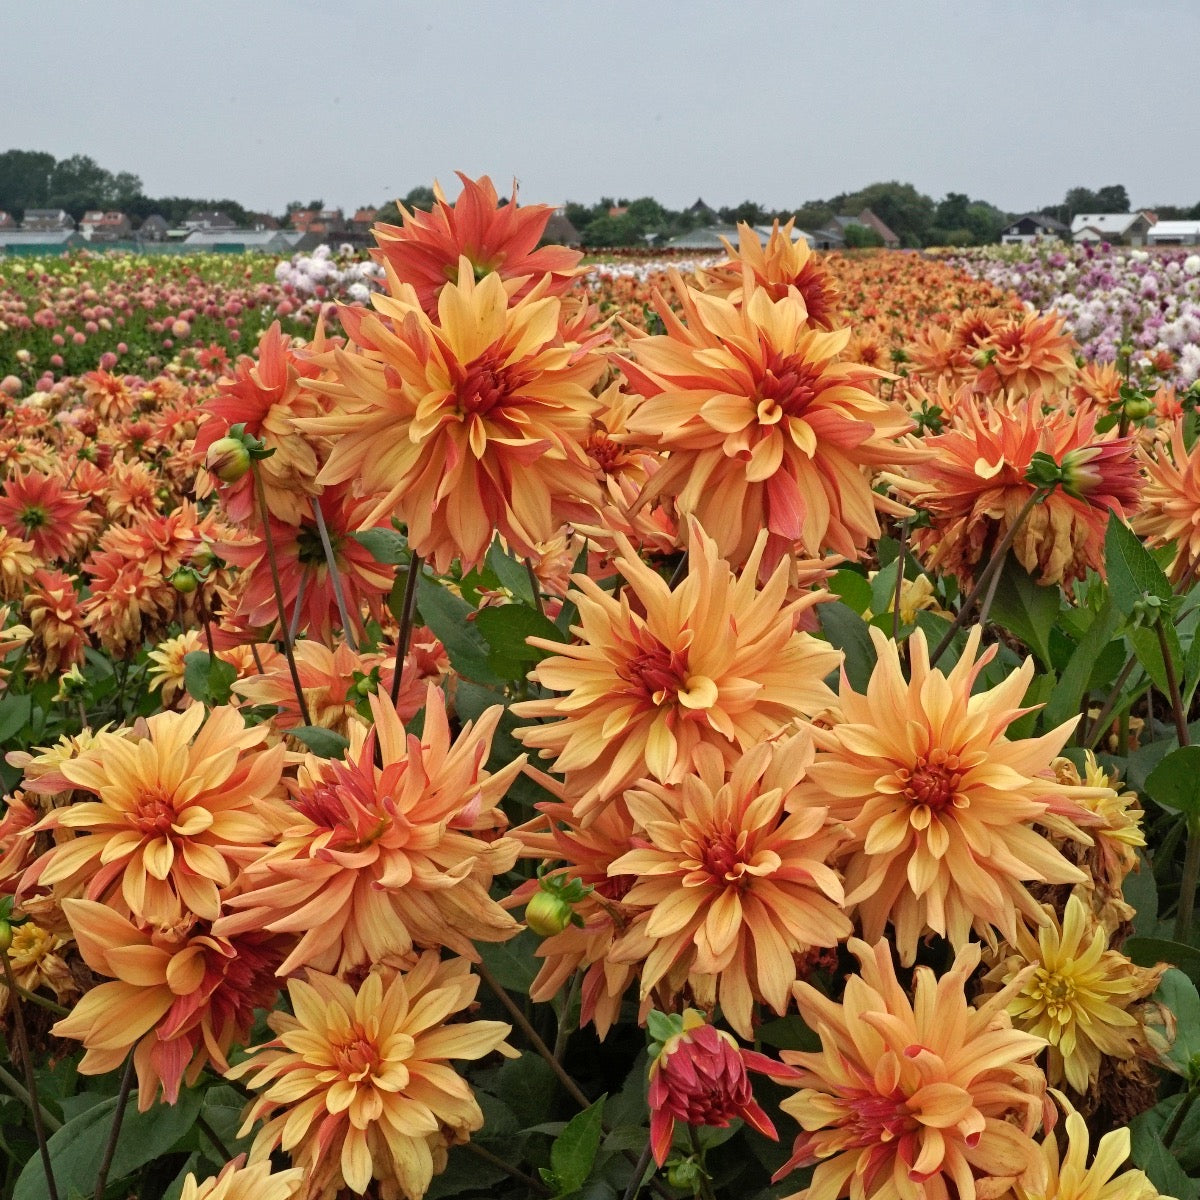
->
(179, 1159, 304, 1200)
(230, 954, 515, 1198)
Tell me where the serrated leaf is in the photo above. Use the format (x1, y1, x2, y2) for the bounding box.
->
(817, 602, 873, 691)
(1130, 1117, 1200, 1200)
(1043, 595, 1121, 728)
(182, 651, 236, 705)
(1106, 513, 1173, 611)
(14, 1084, 202, 1200)
(486, 540, 536, 604)
(477, 929, 541, 993)
(551, 1097, 606, 1195)
(287, 725, 350, 758)
(1145, 747, 1200, 817)
(1153, 968, 1200, 1075)
(756, 1014, 820, 1052)
(1129, 622, 1184, 698)
(987, 557, 1060, 666)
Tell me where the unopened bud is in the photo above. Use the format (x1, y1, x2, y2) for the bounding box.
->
(170, 566, 200, 595)
(205, 436, 251, 483)
(524, 888, 575, 937)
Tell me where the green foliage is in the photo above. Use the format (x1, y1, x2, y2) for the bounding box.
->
(541, 1098, 606, 1196)
(182, 650, 236, 706)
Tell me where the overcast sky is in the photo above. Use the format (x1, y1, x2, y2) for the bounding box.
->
(5, 0, 1193, 216)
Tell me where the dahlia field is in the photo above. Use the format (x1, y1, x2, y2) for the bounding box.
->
(0, 176, 1198, 1200)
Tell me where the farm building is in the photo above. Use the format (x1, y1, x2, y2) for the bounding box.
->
(1000, 213, 1069, 243)
(0, 229, 84, 254)
(181, 228, 297, 252)
(1146, 220, 1200, 245)
(1070, 212, 1153, 246)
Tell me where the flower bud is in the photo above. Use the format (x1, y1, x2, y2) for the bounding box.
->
(206, 436, 251, 483)
(524, 888, 575, 937)
(170, 566, 200, 595)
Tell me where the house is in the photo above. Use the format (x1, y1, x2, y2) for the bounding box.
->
(182, 210, 237, 232)
(181, 228, 296, 252)
(1000, 213, 1069, 244)
(542, 211, 581, 248)
(350, 208, 378, 234)
(0, 229, 84, 255)
(1070, 212, 1154, 246)
(290, 208, 346, 236)
(136, 215, 169, 242)
(1146, 220, 1200, 246)
(819, 209, 900, 248)
(246, 212, 280, 231)
(810, 226, 846, 251)
(21, 208, 75, 231)
(79, 211, 132, 242)
(0, 212, 16, 230)
(664, 224, 815, 252)
(687, 198, 718, 223)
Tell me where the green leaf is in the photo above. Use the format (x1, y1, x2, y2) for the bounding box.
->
(1152, 969, 1200, 1075)
(14, 1084, 202, 1200)
(817, 602, 875, 691)
(415, 574, 504, 686)
(550, 1097, 606, 1196)
(867, 561, 899, 619)
(1106, 513, 1173, 611)
(1130, 1117, 1200, 1200)
(486, 539, 536, 605)
(830, 569, 873, 616)
(492, 1051, 558, 1127)
(182, 651, 236, 706)
(477, 929, 541, 993)
(1128, 622, 1184, 698)
(474, 604, 567, 681)
(1126, 937, 1200, 982)
(353, 527, 409, 565)
(986, 558, 1060, 666)
(0, 693, 32, 744)
(1126, 853, 1160, 936)
(1043, 596, 1121, 728)
(1145, 747, 1200, 817)
(756, 1014, 820, 1052)
(287, 725, 350, 758)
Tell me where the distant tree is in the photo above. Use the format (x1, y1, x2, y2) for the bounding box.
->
(47, 154, 143, 219)
(843, 223, 885, 249)
(402, 185, 436, 211)
(625, 196, 668, 228)
(1095, 184, 1130, 213)
(375, 200, 402, 225)
(1063, 187, 1099, 222)
(719, 200, 768, 226)
(791, 201, 834, 233)
(581, 213, 645, 249)
(839, 181, 935, 247)
(964, 201, 1008, 244)
(0, 148, 56, 215)
(935, 192, 971, 230)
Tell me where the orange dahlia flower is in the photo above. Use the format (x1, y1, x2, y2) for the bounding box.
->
(371, 172, 582, 315)
(215, 685, 522, 975)
(0, 469, 99, 563)
(797, 626, 1099, 964)
(194, 321, 329, 525)
(179, 1159, 303, 1200)
(52, 899, 286, 1109)
(514, 523, 840, 820)
(697, 221, 842, 330)
(892, 397, 1142, 591)
(0, 529, 39, 599)
(775, 939, 1050, 1200)
(303, 264, 604, 572)
(975, 311, 1078, 398)
(621, 278, 918, 573)
(23, 705, 287, 923)
(1136, 419, 1200, 582)
(230, 954, 515, 1198)
(22, 568, 86, 679)
(609, 737, 850, 1038)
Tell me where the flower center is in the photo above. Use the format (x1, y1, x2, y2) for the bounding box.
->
(1031, 968, 1076, 1017)
(755, 350, 822, 420)
(19, 505, 46, 532)
(132, 787, 181, 836)
(897, 753, 963, 813)
(585, 431, 626, 474)
(453, 352, 512, 417)
(333, 1032, 382, 1081)
(618, 626, 717, 712)
(695, 825, 748, 884)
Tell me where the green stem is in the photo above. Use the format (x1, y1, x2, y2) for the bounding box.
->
(463, 1141, 552, 1197)
(0, 1061, 61, 1131)
(389, 555, 424, 707)
(553, 970, 583, 1064)
(687, 1127, 717, 1200)
(2, 950, 59, 1200)
(196, 1113, 234, 1164)
(525, 558, 545, 618)
(1085, 655, 1139, 751)
(892, 520, 908, 643)
(1157, 617, 1190, 748)
(620, 1136, 655, 1200)
(1176, 816, 1200, 943)
(94, 1056, 135, 1200)
(929, 488, 1047, 667)
(311, 496, 358, 650)
(252, 462, 312, 727)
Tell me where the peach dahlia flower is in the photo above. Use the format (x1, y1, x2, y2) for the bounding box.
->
(303, 263, 604, 572)
(609, 737, 850, 1038)
(1136, 417, 1200, 583)
(514, 523, 840, 820)
(620, 278, 918, 574)
(775, 939, 1050, 1200)
(215, 685, 522, 975)
(797, 627, 1099, 964)
(230, 955, 515, 1199)
(179, 1159, 303, 1200)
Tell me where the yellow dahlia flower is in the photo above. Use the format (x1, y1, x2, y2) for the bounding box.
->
(179, 1159, 303, 1200)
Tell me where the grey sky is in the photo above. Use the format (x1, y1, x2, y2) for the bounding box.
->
(6, 0, 1196, 216)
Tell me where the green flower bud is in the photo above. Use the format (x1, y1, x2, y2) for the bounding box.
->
(524, 889, 575, 937)
(170, 566, 200, 595)
(205, 435, 251, 483)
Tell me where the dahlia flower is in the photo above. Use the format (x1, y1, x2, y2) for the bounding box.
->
(975, 311, 1078, 397)
(514, 523, 840, 819)
(371, 172, 582, 315)
(697, 220, 842, 329)
(303, 264, 604, 572)
(648, 1008, 797, 1166)
(1137, 418, 1200, 582)
(609, 737, 850, 1037)
(22, 568, 86, 679)
(0, 469, 99, 563)
(797, 626, 1098, 963)
(892, 396, 1142, 591)
(52, 899, 286, 1110)
(621, 277, 918, 573)
(982, 894, 1164, 1093)
(23, 705, 288, 923)
(179, 1159, 304, 1200)
(215, 685, 522, 975)
(147, 629, 205, 706)
(1014, 1109, 1158, 1200)
(0, 529, 39, 599)
(230, 955, 514, 1198)
(775, 939, 1049, 1200)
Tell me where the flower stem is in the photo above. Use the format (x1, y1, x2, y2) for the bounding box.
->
(1176, 817, 1200, 943)
(929, 487, 1046, 668)
(553, 970, 583, 1064)
(892, 520, 908, 643)
(94, 1055, 135, 1200)
(2, 949, 60, 1200)
(311, 496, 358, 650)
(0, 1062, 61, 1132)
(1164, 1083, 1200, 1147)
(620, 1136, 655, 1200)
(1157, 617, 1190, 749)
(463, 1141, 552, 1196)
(389, 554, 424, 706)
(252, 462, 312, 727)
(525, 558, 545, 618)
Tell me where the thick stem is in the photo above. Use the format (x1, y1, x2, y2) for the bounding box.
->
(929, 488, 1046, 668)
(620, 1136, 656, 1200)
(196, 1113, 234, 1164)
(975, 551, 1007, 631)
(389, 555, 424, 706)
(2, 950, 59, 1200)
(668, 552, 689, 589)
(252, 463, 312, 727)
(1085, 655, 1139, 751)
(94, 1056, 136, 1200)
(553, 970, 583, 1064)
(311, 496, 358, 650)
